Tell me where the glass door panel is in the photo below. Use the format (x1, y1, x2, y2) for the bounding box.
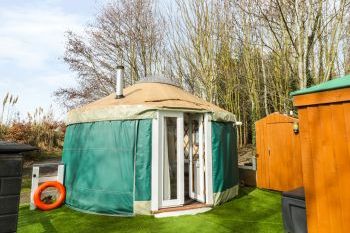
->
(163, 117, 178, 201)
(161, 112, 184, 208)
(188, 115, 205, 203)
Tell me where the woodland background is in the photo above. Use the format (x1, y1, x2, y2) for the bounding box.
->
(2, 0, 350, 149)
(56, 0, 350, 146)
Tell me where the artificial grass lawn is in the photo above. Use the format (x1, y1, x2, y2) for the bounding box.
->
(18, 187, 283, 233)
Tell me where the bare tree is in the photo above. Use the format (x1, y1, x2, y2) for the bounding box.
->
(55, 0, 166, 109)
(250, 0, 350, 88)
(56, 0, 350, 145)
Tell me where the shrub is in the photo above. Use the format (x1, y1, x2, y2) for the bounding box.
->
(1, 107, 66, 151)
(3, 121, 65, 151)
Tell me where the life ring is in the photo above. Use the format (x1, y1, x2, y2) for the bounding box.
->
(34, 181, 66, 211)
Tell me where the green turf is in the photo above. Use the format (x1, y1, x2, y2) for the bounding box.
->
(18, 187, 283, 233)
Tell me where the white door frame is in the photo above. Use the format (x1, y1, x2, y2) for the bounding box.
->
(151, 113, 160, 211)
(151, 111, 213, 212)
(151, 111, 184, 210)
(188, 114, 205, 202)
(204, 113, 213, 205)
(160, 111, 184, 207)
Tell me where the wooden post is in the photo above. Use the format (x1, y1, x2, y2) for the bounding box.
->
(30, 166, 39, 210)
(57, 164, 65, 184)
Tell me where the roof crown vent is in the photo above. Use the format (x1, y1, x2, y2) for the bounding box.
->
(137, 75, 179, 87)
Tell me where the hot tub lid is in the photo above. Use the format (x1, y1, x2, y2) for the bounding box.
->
(0, 141, 37, 154)
(282, 187, 305, 201)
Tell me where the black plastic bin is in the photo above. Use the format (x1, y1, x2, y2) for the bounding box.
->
(0, 141, 36, 233)
(282, 187, 307, 233)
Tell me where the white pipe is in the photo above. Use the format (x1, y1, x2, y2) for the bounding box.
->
(116, 65, 124, 99)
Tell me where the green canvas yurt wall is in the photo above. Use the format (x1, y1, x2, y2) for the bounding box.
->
(62, 119, 238, 215)
(211, 122, 239, 205)
(62, 119, 152, 216)
(62, 81, 239, 215)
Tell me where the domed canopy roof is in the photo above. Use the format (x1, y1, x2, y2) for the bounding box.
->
(67, 82, 235, 124)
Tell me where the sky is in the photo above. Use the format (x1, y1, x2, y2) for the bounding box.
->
(0, 0, 107, 121)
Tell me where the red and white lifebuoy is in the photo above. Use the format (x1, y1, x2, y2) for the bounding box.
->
(34, 181, 66, 211)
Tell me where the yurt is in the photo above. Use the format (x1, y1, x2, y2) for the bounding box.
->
(62, 67, 239, 216)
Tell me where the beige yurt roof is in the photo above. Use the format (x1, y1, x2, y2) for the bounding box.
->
(67, 82, 236, 124)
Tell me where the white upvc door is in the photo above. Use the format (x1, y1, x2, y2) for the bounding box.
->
(188, 114, 206, 203)
(159, 111, 184, 208)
